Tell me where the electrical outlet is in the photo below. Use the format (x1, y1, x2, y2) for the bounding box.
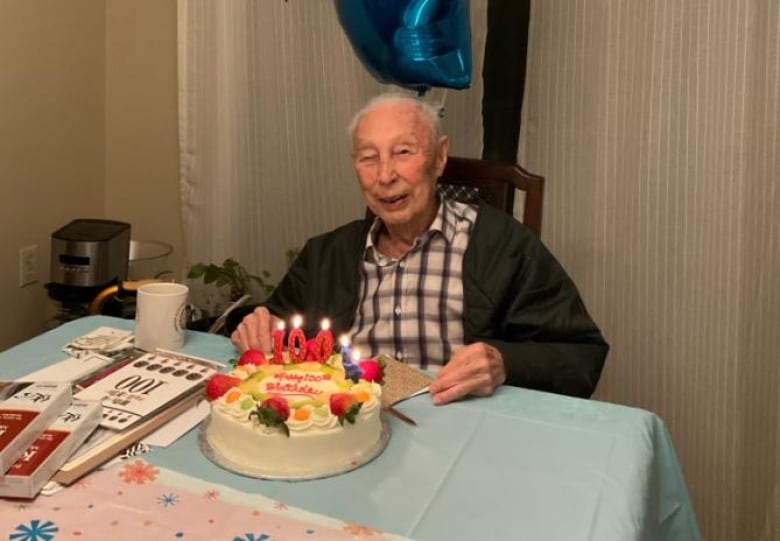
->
(19, 244, 38, 287)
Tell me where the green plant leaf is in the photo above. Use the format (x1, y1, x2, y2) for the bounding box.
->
(188, 247, 299, 308)
(286, 248, 300, 264)
(203, 267, 220, 283)
(187, 264, 207, 279)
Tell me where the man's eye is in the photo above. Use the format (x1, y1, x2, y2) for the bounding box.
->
(393, 147, 414, 156)
(357, 154, 378, 163)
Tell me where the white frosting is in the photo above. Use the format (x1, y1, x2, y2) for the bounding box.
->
(205, 361, 383, 477)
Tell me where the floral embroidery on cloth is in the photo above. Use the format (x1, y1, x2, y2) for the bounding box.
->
(1, 460, 406, 540)
(118, 459, 159, 484)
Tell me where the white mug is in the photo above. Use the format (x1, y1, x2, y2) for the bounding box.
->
(134, 282, 189, 352)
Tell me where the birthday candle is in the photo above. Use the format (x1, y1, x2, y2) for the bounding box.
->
(314, 319, 334, 362)
(272, 321, 285, 364)
(287, 315, 306, 362)
(339, 335, 351, 364)
(345, 347, 362, 383)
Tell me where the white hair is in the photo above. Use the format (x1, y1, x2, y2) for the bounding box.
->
(347, 92, 444, 144)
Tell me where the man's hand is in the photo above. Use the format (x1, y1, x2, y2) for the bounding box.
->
(230, 306, 280, 354)
(428, 342, 506, 405)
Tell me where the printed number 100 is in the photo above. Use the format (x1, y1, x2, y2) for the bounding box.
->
(114, 375, 167, 395)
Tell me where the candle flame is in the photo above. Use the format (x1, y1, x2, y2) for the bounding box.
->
(292, 315, 302, 328)
(321, 318, 331, 331)
(351, 348, 361, 362)
(339, 335, 350, 347)
(277, 321, 286, 331)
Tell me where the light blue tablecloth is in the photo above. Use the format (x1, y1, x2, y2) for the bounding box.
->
(0, 316, 700, 540)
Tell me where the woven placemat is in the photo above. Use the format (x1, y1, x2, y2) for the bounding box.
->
(380, 356, 433, 407)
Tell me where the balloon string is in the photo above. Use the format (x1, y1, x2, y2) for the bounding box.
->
(414, 87, 448, 118)
(433, 88, 449, 118)
(417, 88, 449, 118)
(437, 89, 448, 118)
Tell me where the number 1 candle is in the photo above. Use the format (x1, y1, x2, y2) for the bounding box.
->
(272, 321, 285, 364)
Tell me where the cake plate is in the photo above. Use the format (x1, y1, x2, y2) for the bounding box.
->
(198, 413, 392, 481)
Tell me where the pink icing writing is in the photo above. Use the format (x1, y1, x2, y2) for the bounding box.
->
(265, 382, 318, 395)
(273, 372, 328, 383)
(262, 371, 331, 396)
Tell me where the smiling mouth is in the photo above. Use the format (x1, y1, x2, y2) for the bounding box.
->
(378, 194, 407, 205)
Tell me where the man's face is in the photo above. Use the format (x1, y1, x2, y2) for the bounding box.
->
(352, 101, 448, 232)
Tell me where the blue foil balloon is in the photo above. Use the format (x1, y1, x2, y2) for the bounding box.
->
(334, 0, 472, 94)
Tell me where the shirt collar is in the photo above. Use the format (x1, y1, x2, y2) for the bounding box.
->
(363, 197, 458, 261)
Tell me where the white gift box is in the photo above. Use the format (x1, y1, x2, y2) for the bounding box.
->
(0, 381, 72, 475)
(0, 400, 101, 498)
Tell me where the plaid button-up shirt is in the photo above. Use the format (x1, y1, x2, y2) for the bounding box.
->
(348, 198, 478, 372)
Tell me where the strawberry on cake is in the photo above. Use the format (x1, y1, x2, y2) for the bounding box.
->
(201, 347, 387, 478)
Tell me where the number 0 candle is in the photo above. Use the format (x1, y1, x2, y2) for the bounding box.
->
(314, 319, 334, 362)
(287, 315, 306, 362)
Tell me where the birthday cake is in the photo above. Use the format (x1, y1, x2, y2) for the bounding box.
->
(202, 333, 386, 478)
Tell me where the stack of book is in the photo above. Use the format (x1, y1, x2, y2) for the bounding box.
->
(0, 381, 99, 498)
(54, 350, 219, 485)
(0, 346, 221, 496)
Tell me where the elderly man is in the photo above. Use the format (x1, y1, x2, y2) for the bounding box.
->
(230, 93, 608, 404)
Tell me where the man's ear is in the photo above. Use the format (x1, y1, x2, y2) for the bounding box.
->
(435, 135, 449, 177)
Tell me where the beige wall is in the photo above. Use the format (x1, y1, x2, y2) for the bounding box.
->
(0, 1, 106, 348)
(105, 0, 182, 280)
(0, 0, 180, 350)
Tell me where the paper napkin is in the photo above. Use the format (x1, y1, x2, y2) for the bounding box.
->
(380, 356, 433, 407)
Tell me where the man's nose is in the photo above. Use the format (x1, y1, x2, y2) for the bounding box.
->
(377, 156, 396, 184)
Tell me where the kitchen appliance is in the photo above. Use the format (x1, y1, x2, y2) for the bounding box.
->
(50, 219, 131, 288)
(46, 219, 131, 323)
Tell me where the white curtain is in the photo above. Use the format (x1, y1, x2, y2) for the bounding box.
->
(519, 1, 780, 539)
(177, 0, 486, 314)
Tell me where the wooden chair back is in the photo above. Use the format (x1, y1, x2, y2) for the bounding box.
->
(438, 156, 544, 235)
